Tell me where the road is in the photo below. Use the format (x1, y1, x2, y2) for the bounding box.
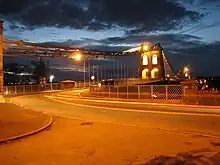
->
(12, 89, 220, 138)
(1, 89, 220, 165)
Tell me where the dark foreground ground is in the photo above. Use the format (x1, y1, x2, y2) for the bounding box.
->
(0, 103, 50, 141)
(0, 116, 220, 165)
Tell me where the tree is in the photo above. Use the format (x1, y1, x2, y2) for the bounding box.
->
(31, 58, 49, 83)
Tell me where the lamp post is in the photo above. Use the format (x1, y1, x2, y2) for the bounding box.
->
(49, 75, 54, 90)
(73, 53, 86, 87)
(83, 57, 86, 87)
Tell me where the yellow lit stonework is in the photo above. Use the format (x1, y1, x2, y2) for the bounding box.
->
(142, 69, 149, 79)
(151, 68, 158, 78)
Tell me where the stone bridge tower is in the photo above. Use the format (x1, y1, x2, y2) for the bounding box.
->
(139, 43, 165, 80)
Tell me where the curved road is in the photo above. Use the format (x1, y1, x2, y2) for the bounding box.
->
(1, 89, 220, 165)
(12, 89, 220, 138)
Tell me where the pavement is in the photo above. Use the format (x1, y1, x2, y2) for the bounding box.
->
(0, 103, 52, 143)
(0, 95, 5, 103)
(1, 116, 220, 165)
(2, 89, 220, 164)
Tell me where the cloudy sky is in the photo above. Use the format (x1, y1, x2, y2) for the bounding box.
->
(1, 0, 220, 76)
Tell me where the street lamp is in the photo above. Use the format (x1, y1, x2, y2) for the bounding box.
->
(49, 75, 54, 90)
(184, 67, 189, 72)
(183, 67, 190, 79)
(72, 52, 86, 87)
(74, 53, 82, 61)
(91, 76, 95, 84)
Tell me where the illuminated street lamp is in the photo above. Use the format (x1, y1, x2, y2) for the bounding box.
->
(91, 76, 95, 80)
(91, 76, 95, 84)
(183, 67, 190, 79)
(184, 67, 189, 72)
(49, 75, 54, 90)
(74, 53, 82, 61)
(72, 52, 86, 87)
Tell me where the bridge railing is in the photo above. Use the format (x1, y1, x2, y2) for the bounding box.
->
(3, 83, 62, 96)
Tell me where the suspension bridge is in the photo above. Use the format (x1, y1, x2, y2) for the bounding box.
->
(0, 20, 183, 95)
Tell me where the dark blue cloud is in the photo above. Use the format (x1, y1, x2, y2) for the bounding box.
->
(0, 0, 203, 33)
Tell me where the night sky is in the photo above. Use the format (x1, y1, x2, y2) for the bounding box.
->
(1, 0, 220, 78)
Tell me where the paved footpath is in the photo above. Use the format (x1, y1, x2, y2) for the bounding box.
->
(0, 103, 52, 142)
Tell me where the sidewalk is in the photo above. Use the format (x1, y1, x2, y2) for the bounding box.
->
(0, 103, 52, 142)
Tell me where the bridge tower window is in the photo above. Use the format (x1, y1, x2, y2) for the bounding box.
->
(142, 53, 148, 65)
(152, 54, 158, 65)
(151, 68, 158, 78)
(142, 69, 149, 79)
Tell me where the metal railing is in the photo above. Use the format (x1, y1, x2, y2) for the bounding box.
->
(5, 82, 220, 106)
(74, 81, 90, 88)
(117, 78, 159, 85)
(90, 85, 182, 103)
(3, 81, 92, 96)
(90, 85, 220, 106)
(3, 83, 61, 96)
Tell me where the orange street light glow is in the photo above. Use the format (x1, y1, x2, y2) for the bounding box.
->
(74, 53, 82, 61)
(143, 45, 148, 51)
(184, 67, 189, 72)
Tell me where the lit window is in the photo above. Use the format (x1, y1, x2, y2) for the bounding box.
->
(152, 55, 158, 65)
(142, 55, 148, 65)
(151, 68, 158, 78)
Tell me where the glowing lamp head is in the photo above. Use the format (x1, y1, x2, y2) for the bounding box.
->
(74, 53, 82, 61)
(91, 76, 95, 81)
(49, 75, 54, 82)
(184, 67, 189, 72)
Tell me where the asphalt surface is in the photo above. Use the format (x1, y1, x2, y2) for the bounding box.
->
(2, 89, 220, 164)
(12, 89, 220, 138)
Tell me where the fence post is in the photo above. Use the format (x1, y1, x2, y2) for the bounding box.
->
(109, 85, 111, 98)
(138, 86, 140, 99)
(117, 86, 119, 99)
(165, 86, 168, 100)
(151, 85, 153, 99)
(126, 84, 129, 99)
(196, 87, 199, 105)
(23, 85, 25, 94)
(96, 86, 99, 97)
